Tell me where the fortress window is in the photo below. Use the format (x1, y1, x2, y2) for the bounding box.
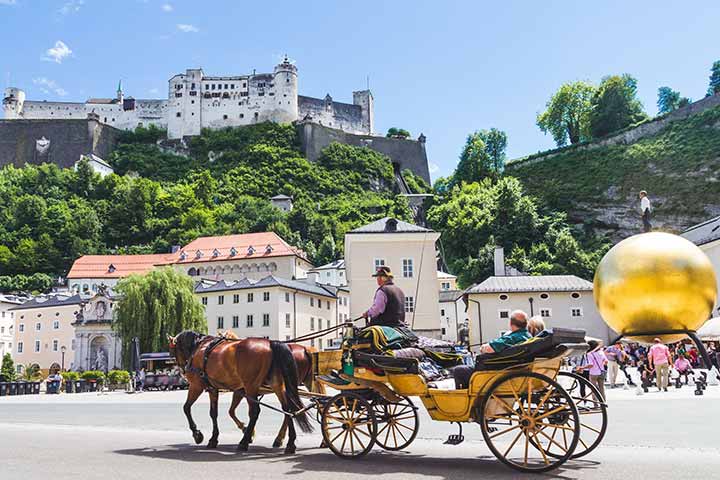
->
(190, 91, 197, 96)
(286, 78, 290, 83)
(224, 84, 228, 89)
(254, 112, 259, 118)
(258, 82, 266, 88)
(175, 93, 183, 98)
(223, 114, 228, 120)
(240, 92, 248, 97)
(231, 84, 235, 89)
(176, 112, 181, 117)
(205, 85, 209, 90)
(211, 84, 215, 90)
(243, 83, 247, 88)
(269, 92, 274, 96)
(191, 100, 195, 104)
(191, 83, 195, 89)
(104, 117, 107, 122)
(258, 92, 264, 96)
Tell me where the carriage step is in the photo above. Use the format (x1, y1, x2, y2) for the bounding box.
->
(444, 434, 464, 445)
(317, 373, 351, 387)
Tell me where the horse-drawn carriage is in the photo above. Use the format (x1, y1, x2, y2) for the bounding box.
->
(303, 323, 606, 473)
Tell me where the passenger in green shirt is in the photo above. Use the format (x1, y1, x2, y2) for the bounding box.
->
(481, 311, 532, 353)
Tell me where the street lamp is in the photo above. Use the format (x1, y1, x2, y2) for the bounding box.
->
(61, 346, 67, 371)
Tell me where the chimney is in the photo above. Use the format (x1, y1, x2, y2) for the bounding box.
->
(385, 218, 398, 232)
(494, 246, 505, 276)
(170, 245, 181, 253)
(307, 271, 320, 284)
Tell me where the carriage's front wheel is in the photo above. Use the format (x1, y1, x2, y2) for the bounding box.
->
(480, 371, 580, 474)
(321, 392, 377, 459)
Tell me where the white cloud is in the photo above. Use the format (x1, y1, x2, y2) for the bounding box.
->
(0, 0, 18, 6)
(429, 163, 440, 174)
(161, 3, 173, 12)
(33, 77, 68, 97)
(59, 0, 83, 15)
(176, 23, 198, 33)
(42, 40, 73, 64)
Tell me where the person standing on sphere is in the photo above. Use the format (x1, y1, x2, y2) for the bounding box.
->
(361, 266, 406, 327)
(639, 190, 652, 232)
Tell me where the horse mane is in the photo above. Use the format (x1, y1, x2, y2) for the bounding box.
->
(174, 330, 204, 361)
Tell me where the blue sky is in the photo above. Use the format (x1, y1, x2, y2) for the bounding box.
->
(1, 0, 718, 180)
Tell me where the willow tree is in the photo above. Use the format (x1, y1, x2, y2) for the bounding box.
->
(113, 266, 206, 367)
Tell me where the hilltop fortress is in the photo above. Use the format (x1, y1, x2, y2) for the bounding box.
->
(2, 57, 373, 140)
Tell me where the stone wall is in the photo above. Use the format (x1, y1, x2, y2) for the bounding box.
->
(0, 118, 121, 169)
(298, 121, 431, 184)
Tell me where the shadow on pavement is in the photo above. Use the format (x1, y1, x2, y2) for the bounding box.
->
(114, 442, 600, 479)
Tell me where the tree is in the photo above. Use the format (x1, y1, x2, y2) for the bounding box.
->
(537, 81, 595, 146)
(452, 132, 492, 185)
(657, 87, 690, 114)
(476, 128, 508, 174)
(386, 128, 411, 139)
(708, 60, 720, 97)
(315, 235, 337, 266)
(1, 353, 15, 381)
(589, 74, 648, 138)
(20, 363, 42, 381)
(113, 267, 206, 368)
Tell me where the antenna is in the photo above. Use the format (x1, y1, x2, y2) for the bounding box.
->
(366, 75, 370, 91)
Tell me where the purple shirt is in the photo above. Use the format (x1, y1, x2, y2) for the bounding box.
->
(586, 350, 607, 376)
(366, 288, 388, 318)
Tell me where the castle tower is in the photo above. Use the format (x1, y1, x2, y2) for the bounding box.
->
(353, 90, 374, 134)
(273, 56, 298, 123)
(167, 68, 204, 139)
(116, 80, 124, 103)
(3, 87, 25, 119)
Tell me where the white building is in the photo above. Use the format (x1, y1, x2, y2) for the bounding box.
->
(196, 275, 343, 351)
(463, 249, 612, 349)
(75, 154, 114, 177)
(345, 217, 442, 337)
(438, 271, 457, 291)
(439, 290, 463, 343)
(3, 58, 374, 140)
(311, 259, 347, 287)
(270, 194, 293, 212)
(682, 216, 720, 316)
(0, 295, 22, 359)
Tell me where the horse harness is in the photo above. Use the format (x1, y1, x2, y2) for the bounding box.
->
(184, 335, 231, 393)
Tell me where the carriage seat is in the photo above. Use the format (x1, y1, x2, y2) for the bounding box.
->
(354, 349, 421, 374)
(474, 328, 587, 371)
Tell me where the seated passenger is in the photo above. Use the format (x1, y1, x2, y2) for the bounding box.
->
(528, 315, 546, 337)
(453, 310, 532, 388)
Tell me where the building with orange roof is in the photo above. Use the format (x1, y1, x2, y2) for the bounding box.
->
(67, 253, 175, 293)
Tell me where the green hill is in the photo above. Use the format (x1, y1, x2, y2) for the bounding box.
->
(506, 104, 720, 241)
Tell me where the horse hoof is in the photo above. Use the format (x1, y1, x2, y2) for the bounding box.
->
(284, 445, 296, 455)
(237, 443, 249, 452)
(207, 440, 218, 449)
(319, 441, 327, 448)
(193, 431, 204, 445)
(272, 439, 283, 448)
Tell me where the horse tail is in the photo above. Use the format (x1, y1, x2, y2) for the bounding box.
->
(270, 341, 314, 433)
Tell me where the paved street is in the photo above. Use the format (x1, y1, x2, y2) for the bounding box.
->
(2, 385, 720, 479)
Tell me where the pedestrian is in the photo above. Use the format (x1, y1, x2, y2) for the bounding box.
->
(648, 338, 671, 392)
(582, 340, 607, 401)
(528, 315, 546, 337)
(674, 354, 693, 385)
(138, 368, 146, 392)
(604, 341, 626, 388)
(639, 190, 652, 232)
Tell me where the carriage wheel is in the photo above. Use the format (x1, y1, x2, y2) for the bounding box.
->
(372, 395, 419, 451)
(555, 371, 608, 458)
(321, 392, 377, 459)
(480, 371, 580, 473)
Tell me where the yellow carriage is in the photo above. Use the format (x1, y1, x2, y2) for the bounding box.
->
(312, 324, 602, 474)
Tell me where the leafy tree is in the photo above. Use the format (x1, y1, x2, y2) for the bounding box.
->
(657, 87, 690, 114)
(315, 235, 337, 267)
(1, 353, 15, 381)
(20, 363, 42, 381)
(401, 169, 432, 194)
(537, 81, 595, 146)
(708, 60, 720, 97)
(386, 128, 411, 139)
(452, 132, 491, 185)
(113, 267, 206, 368)
(589, 74, 648, 138)
(477, 128, 508, 174)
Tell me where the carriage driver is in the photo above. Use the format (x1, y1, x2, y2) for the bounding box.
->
(361, 266, 407, 327)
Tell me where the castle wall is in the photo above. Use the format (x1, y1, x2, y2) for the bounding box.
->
(0, 118, 121, 169)
(298, 96, 368, 134)
(298, 122, 431, 184)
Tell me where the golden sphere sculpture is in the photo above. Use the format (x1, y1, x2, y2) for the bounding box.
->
(594, 232, 717, 344)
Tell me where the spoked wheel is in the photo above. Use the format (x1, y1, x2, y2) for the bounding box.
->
(321, 392, 377, 459)
(556, 371, 608, 458)
(480, 371, 580, 474)
(372, 395, 419, 451)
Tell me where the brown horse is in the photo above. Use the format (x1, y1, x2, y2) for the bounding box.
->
(169, 330, 313, 453)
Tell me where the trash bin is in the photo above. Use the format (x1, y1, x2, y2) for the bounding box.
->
(8, 382, 17, 395)
(0, 382, 7, 396)
(76, 379, 86, 392)
(15, 382, 25, 395)
(65, 380, 74, 394)
(88, 380, 98, 392)
(23, 382, 32, 395)
(32, 382, 41, 394)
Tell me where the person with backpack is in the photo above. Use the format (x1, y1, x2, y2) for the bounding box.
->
(581, 340, 607, 400)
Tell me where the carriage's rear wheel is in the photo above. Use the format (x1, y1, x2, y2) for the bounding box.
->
(480, 371, 580, 474)
(555, 371, 608, 458)
(372, 395, 419, 451)
(321, 392, 377, 459)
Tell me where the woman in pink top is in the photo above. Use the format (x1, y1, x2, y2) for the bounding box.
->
(648, 338, 671, 391)
(582, 340, 608, 401)
(674, 354, 693, 385)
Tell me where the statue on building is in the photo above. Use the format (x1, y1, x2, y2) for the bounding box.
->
(94, 347, 108, 372)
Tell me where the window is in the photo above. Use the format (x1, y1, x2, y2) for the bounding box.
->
(232, 316, 239, 328)
(247, 293, 254, 303)
(441, 309, 445, 316)
(175, 92, 182, 98)
(571, 292, 582, 299)
(17, 342, 23, 353)
(285, 313, 291, 328)
(441, 282, 451, 291)
(0, 327, 3, 334)
(442, 328, 446, 335)
(262, 314, 270, 327)
(231, 84, 235, 89)
(499, 309, 510, 319)
(405, 296, 415, 313)
(327, 301, 331, 310)
(373, 258, 385, 273)
(310, 298, 314, 307)
(217, 316, 224, 329)
(233, 294, 240, 304)
(310, 317, 315, 331)
(327, 339, 333, 348)
(71, 339, 76, 350)
(263, 292, 270, 302)
(310, 339, 315, 347)
(402, 258, 414, 278)
(218, 295, 224, 305)
(317, 318, 323, 330)
(246, 315, 254, 327)
(223, 114, 228, 120)
(211, 84, 215, 90)
(239, 113, 244, 118)
(318, 299, 322, 309)
(53, 340, 58, 352)
(176, 112, 181, 117)
(539, 293, 549, 300)
(34, 340, 41, 352)
(540, 309, 552, 318)
(35, 322, 41, 331)
(285, 292, 290, 302)
(53, 320, 59, 330)
(202, 297, 208, 305)
(571, 308, 583, 317)
(499, 294, 509, 301)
